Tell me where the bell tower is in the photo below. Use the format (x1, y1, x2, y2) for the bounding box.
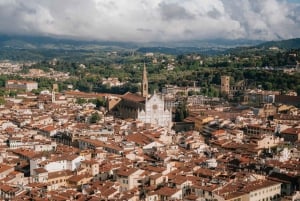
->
(221, 76, 230, 95)
(52, 84, 58, 103)
(141, 63, 148, 98)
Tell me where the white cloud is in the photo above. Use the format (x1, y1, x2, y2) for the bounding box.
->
(0, 0, 299, 41)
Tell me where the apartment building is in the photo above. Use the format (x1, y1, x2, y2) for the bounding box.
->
(5, 80, 38, 92)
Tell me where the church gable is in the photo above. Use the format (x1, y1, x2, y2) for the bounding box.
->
(138, 92, 172, 128)
(146, 93, 165, 112)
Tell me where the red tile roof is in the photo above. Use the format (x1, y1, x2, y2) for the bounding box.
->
(116, 167, 139, 177)
(281, 128, 300, 135)
(156, 186, 180, 196)
(121, 92, 145, 103)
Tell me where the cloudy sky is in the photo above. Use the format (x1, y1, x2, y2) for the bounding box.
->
(0, 0, 299, 42)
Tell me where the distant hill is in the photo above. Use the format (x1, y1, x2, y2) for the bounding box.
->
(0, 35, 138, 50)
(142, 38, 264, 48)
(136, 46, 229, 55)
(0, 35, 263, 51)
(256, 38, 300, 49)
(0, 34, 299, 61)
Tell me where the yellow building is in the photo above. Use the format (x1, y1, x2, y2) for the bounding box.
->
(47, 170, 73, 190)
(194, 115, 214, 131)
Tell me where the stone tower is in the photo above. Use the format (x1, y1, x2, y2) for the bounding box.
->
(221, 76, 230, 95)
(141, 63, 148, 98)
(52, 84, 58, 103)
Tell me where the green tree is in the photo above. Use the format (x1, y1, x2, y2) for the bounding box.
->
(174, 101, 189, 122)
(296, 85, 300, 95)
(95, 97, 106, 108)
(31, 89, 42, 95)
(0, 97, 5, 105)
(89, 112, 101, 124)
(9, 90, 17, 97)
(76, 98, 87, 105)
(263, 82, 273, 90)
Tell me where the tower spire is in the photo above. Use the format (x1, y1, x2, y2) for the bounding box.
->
(141, 63, 148, 98)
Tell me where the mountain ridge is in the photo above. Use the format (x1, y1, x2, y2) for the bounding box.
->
(0, 35, 299, 60)
(256, 38, 300, 49)
(0, 34, 265, 50)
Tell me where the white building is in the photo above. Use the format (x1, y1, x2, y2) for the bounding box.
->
(30, 155, 84, 175)
(138, 93, 172, 128)
(247, 180, 281, 201)
(5, 80, 38, 92)
(115, 167, 145, 192)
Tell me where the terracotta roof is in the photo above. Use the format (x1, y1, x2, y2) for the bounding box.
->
(121, 92, 145, 103)
(40, 125, 56, 132)
(0, 184, 20, 193)
(101, 187, 117, 197)
(156, 186, 180, 196)
(125, 133, 153, 146)
(48, 170, 73, 179)
(0, 163, 13, 173)
(268, 172, 297, 183)
(194, 167, 217, 177)
(281, 128, 300, 135)
(80, 138, 106, 147)
(82, 160, 98, 165)
(149, 173, 163, 180)
(192, 183, 219, 192)
(116, 167, 139, 177)
(34, 168, 47, 174)
(67, 174, 92, 183)
(64, 90, 116, 99)
(184, 193, 199, 201)
(212, 129, 226, 136)
(242, 179, 280, 193)
(141, 165, 165, 173)
(170, 175, 189, 185)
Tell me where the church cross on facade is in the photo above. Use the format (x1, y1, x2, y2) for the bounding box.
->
(141, 63, 148, 98)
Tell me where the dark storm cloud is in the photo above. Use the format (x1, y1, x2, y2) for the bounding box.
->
(207, 8, 222, 19)
(159, 2, 195, 21)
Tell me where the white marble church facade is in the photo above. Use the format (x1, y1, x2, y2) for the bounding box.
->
(137, 92, 172, 129)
